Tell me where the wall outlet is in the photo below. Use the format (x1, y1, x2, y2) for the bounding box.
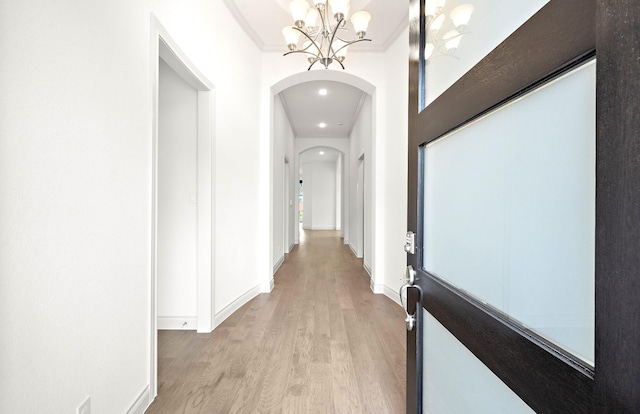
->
(77, 395, 91, 414)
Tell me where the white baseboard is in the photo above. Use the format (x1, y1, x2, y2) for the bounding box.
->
(363, 262, 372, 277)
(273, 255, 284, 275)
(349, 243, 362, 258)
(384, 285, 402, 307)
(157, 316, 197, 330)
(270, 277, 275, 291)
(126, 385, 150, 414)
(214, 284, 261, 328)
(287, 242, 295, 252)
(371, 282, 385, 294)
(260, 277, 274, 293)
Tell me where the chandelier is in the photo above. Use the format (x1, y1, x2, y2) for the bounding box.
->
(424, 1, 474, 61)
(282, 0, 371, 70)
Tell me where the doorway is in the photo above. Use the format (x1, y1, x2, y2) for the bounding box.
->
(284, 157, 290, 253)
(150, 16, 215, 400)
(356, 155, 364, 258)
(157, 58, 198, 330)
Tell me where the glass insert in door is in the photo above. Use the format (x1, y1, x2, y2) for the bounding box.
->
(422, 60, 596, 365)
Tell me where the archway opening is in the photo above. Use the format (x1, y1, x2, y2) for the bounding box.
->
(270, 70, 377, 291)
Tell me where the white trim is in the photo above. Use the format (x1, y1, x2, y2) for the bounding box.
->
(287, 242, 295, 252)
(349, 242, 361, 258)
(383, 285, 402, 307)
(221, 0, 265, 50)
(126, 385, 150, 414)
(270, 277, 275, 291)
(363, 262, 372, 277)
(196, 90, 216, 334)
(371, 283, 385, 294)
(273, 254, 284, 275)
(381, 11, 410, 51)
(157, 317, 198, 330)
(214, 285, 262, 328)
(347, 92, 368, 137)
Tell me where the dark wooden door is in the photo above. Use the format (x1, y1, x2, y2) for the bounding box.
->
(405, 0, 640, 412)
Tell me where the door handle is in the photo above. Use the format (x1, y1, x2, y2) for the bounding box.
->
(401, 264, 416, 285)
(400, 265, 421, 331)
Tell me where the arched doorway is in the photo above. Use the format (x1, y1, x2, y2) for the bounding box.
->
(269, 71, 377, 291)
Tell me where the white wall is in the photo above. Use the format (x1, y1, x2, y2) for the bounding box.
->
(303, 161, 338, 230)
(0, 1, 263, 412)
(0, 2, 411, 411)
(381, 28, 410, 300)
(157, 58, 198, 327)
(295, 139, 351, 241)
(302, 165, 313, 230)
(272, 95, 295, 273)
(336, 153, 343, 231)
(151, 1, 267, 306)
(349, 95, 374, 271)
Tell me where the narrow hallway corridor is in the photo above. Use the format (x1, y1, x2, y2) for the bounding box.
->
(147, 230, 406, 413)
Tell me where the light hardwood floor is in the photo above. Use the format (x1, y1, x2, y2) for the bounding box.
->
(146, 229, 406, 414)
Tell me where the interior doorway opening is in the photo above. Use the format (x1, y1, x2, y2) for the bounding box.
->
(298, 179, 304, 225)
(356, 154, 365, 258)
(150, 16, 215, 400)
(298, 147, 344, 232)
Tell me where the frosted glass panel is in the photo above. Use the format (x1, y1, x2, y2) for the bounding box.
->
(422, 0, 549, 107)
(423, 310, 535, 413)
(423, 60, 595, 364)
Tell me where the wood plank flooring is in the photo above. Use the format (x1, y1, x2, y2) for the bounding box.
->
(146, 229, 406, 414)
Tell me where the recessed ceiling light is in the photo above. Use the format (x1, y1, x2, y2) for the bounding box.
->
(319, 151, 325, 155)
(319, 88, 327, 96)
(319, 122, 326, 128)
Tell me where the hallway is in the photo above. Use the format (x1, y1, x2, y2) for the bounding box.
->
(147, 230, 406, 413)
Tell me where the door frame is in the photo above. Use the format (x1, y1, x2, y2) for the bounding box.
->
(356, 153, 365, 258)
(408, 0, 640, 412)
(150, 14, 216, 400)
(284, 156, 291, 253)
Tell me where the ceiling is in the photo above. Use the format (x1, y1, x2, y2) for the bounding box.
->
(222, 0, 408, 140)
(280, 80, 366, 138)
(222, 0, 408, 53)
(300, 147, 341, 176)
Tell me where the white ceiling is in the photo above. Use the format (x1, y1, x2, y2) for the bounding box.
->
(223, 0, 408, 140)
(280, 80, 366, 138)
(223, 0, 409, 53)
(300, 147, 341, 176)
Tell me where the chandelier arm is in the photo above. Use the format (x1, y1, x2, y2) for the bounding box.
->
(283, 49, 322, 58)
(316, 4, 330, 36)
(293, 26, 326, 58)
(307, 59, 320, 71)
(327, 17, 344, 56)
(328, 38, 372, 60)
